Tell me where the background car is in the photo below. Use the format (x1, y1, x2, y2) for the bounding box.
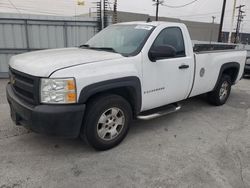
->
(244, 58, 250, 76)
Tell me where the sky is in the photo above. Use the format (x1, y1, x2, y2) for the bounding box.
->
(0, 0, 249, 32)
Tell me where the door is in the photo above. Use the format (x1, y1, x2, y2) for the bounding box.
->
(141, 27, 194, 111)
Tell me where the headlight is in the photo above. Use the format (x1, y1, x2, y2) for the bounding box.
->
(40, 78, 77, 104)
(246, 58, 250, 65)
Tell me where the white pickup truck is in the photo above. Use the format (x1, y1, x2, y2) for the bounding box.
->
(7, 21, 247, 150)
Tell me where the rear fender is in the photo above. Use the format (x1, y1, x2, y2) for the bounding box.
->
(213, 62, 240, 90)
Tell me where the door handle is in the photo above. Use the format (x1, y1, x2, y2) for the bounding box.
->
(179, 64, 189, 69)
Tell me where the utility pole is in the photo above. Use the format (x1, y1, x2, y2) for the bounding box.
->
(96, 0, 102, 31)
(235, 5, 245, 43)
(240, 22, 245, 43)
(210, 16, 216, 44)
(153, 0, 162, 21)
(156, 0, 159, 21)
(228, 0, 237, 43)
(94, 0, 110, 31)
(103, 0, 108, 28)
(113, 0, 118, 24)
(218, 0, 227, 42)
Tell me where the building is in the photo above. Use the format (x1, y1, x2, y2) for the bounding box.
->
(221, 32, 250, 45)
(80, 11, 220, 42)
(1, 11, 249, 77)
(0, 13, 97, 77)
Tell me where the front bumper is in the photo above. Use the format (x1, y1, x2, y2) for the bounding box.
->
(6, 84, 86, 138)
(244, 64, 250, 75)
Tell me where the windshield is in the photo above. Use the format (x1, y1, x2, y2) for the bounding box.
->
(83, 24, 154, 56)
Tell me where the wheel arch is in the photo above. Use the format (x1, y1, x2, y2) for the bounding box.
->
(213, 62, 240, 90)
(78, 77, 142, 116)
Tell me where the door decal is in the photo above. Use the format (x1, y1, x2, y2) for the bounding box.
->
(144, 87, 165, 94)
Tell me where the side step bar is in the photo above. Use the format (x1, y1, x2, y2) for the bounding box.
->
(137, 103, 181, 120)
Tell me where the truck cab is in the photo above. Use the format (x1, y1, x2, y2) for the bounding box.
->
(139, 22, 194, 110)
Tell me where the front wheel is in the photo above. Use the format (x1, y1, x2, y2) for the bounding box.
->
(81, 94, 132, 151)
(208, 75, 232, 106)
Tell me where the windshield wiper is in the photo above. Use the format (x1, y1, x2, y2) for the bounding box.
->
(79, 44, 90, 48)
(91, 47, 117, 53)
(79, 45, 118, 53)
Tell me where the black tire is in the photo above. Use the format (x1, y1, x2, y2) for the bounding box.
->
(81, 94, 132, 151)
(208, 74, 232, 106)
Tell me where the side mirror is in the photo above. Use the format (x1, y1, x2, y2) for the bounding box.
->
(148, 45, 176, 62)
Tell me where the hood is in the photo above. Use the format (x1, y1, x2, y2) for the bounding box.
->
(9, 48, 123, 77)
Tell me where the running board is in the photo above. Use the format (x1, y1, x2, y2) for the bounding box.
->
(137, 103, 181, 120)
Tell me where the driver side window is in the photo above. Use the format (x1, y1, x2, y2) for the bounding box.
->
(152, 27, 186, 57)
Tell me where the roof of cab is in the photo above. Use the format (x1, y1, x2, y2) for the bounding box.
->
(115, 21, 185, 27)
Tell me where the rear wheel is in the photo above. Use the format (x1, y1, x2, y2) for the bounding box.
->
(81, 94, 132, 151)
(208, 75, 232, 106)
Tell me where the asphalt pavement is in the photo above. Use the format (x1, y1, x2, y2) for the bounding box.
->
(0, 78, 250, 188)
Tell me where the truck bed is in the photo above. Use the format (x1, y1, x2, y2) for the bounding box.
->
(189, 50, 247, 98)
(193, 43, 237, 53)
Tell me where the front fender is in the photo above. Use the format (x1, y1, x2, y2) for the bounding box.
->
(78, 77, 142, 114)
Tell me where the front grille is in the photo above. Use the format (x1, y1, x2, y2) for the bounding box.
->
(9, 68, 40, 105)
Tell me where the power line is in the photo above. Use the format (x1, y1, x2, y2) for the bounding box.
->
(7, 0, 21, 14)
(0, 0, 88, 16)
(0, 5, 65, 15)
(152, 0, 200, 21)
(162, 0, 200, 8)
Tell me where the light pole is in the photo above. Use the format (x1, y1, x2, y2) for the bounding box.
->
(210, 16, 216, 44)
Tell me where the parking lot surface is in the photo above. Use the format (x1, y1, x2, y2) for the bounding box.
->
(0, 78, 250, 188)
